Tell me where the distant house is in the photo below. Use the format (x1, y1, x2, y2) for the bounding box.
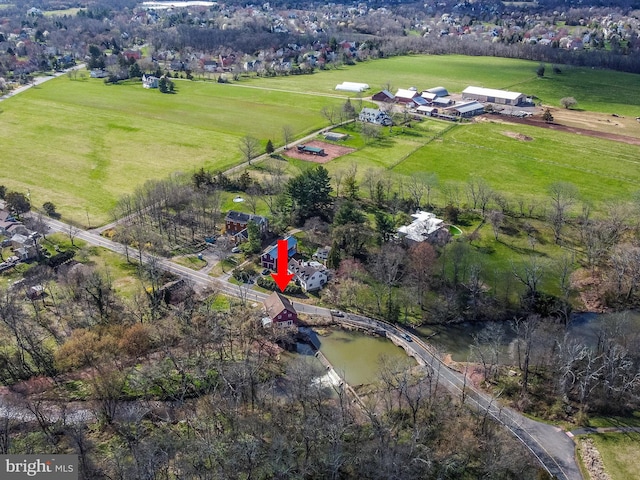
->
(359, 108, 392, 126)
(263, 291, 298, 327)
(261, 236, 297, 270)
(225, 211, 268, 235)
(462, 86, 525, 106)
(11, 233, 39, 261)
(123, 50, 141, 61)
(288, 258, 327, 292)
(397, 211, 451, 245)
(372, 90, 395, 102)
(142, 74, 159, 89)
(313, 246, 331, 263)
(90, 69, 108, 78)
(202, 60, 219, 72)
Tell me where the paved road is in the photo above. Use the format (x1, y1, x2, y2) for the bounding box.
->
(41, 217, 582, 479)
(341, 314, 581, 480)
(0, 64, 85, 102)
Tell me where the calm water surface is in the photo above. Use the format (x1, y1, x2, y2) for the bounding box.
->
(318, 329, 413, 386)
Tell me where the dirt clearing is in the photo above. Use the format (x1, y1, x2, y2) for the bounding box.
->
(284, 140, 356, 163)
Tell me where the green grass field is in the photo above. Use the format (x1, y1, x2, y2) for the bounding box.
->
(0, 75, 344, 224)
(2, 55, 640, 225)
(589, 433, 640, 480)
(239, 55, 640, 115)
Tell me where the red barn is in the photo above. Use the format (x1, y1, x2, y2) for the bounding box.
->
(263, 291, 298, 328)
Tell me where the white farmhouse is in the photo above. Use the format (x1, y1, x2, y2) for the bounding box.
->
(288, 258, 328, 292)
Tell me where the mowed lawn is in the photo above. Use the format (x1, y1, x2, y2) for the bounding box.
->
(589, 433, 640, 480)
(392, 120, 640, 206)
(0, 75, 343, 225)
(239, 55, 640, 115)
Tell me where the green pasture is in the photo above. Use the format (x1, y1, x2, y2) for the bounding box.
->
(238, 55, 640, 115)
(285, 118, 639, 211)
(392, 121, 640, 207)
(589, 433, 640, 480)
(0, 74, 343, 225)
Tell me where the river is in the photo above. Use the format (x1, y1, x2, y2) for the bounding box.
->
(313, 312, 640, 382)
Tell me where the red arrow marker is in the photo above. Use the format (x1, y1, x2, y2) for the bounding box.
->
(271, 239, 294, 292)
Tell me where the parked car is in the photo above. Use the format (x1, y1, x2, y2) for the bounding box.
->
(330, 310, 344, 317)
(261, 268, 270, 275)
(231, 247, 241, 253)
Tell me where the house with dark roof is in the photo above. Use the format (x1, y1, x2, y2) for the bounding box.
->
(261, 236, 297, 270)
(225, 211, 268, 243)
(359, 108, 392, 126)
(263, 291, 298, 327)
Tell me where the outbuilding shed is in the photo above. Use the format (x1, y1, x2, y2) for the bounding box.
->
(450, 101, 485, 117)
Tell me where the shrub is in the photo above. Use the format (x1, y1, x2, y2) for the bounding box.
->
(257, 275, 302, 294)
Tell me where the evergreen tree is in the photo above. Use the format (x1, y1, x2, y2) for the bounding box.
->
(265, 139, 274, 154)
(286, 166, 333, 222)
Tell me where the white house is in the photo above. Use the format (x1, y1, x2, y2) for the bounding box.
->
(142, 74, 159, 89)
(359, 108, 392, 126)
(397, 211, 450, 245)
(288, 258, 327, 292)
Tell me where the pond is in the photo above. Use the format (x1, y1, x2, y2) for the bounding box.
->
(316, 329, 414, 386)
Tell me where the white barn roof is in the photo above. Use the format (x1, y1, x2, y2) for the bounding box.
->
(395, 88, 418, 99)
(463, 86, 523, 101)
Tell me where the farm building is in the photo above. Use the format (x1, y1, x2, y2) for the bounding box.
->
(462, 86, 526, 106)
(297, 145, 325, 156)
(424, 86, 449, 97)
(372, 90, 395, 102)
(416, 106, 438, 116)
(432, 96, 453, 107)
(359, 108, 392, 126)
(394, 88, 420, 104)
(324, 132, 349, 141)
(449, 101, 485, 117)
(335, 82, 370, 92)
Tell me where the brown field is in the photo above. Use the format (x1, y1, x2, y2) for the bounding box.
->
(284, 140, 356, 163)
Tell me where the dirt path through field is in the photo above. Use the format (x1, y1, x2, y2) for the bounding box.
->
(487, 114, 640, 146)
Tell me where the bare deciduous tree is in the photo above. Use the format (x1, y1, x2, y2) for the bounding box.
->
(239, 135, 260, 165)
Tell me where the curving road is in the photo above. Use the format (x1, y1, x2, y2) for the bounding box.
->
(41, 217, 582, 480)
